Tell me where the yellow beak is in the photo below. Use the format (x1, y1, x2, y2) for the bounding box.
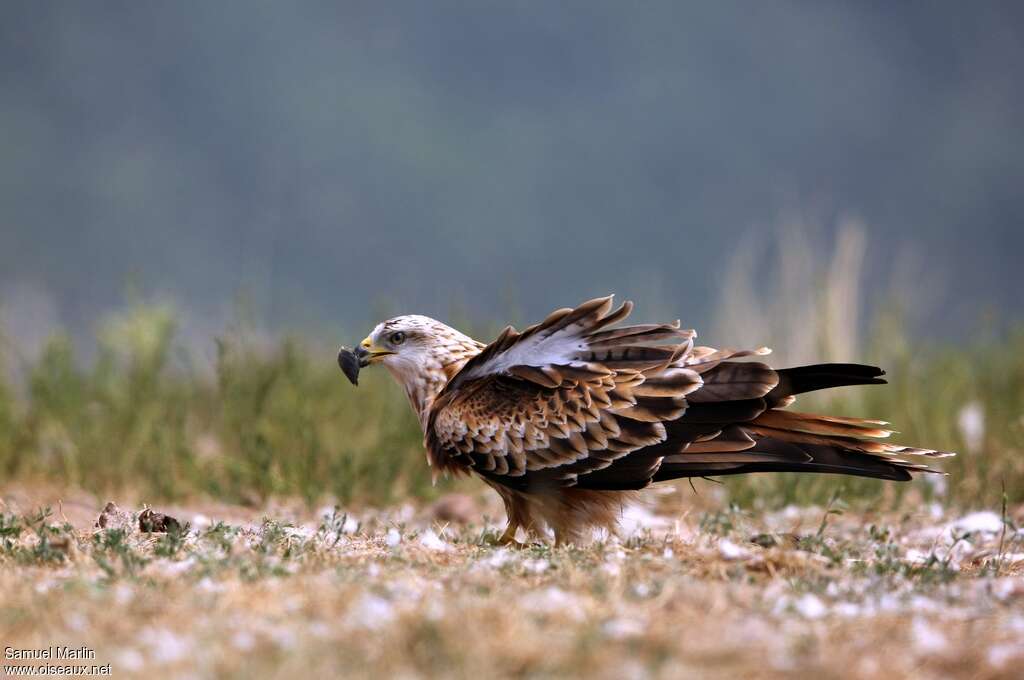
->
(356, 336, 393, 365)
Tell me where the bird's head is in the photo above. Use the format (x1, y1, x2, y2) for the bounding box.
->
(344, 315, 484, 426)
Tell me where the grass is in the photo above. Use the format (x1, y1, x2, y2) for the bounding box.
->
(2, 299, 1022, 512)
(0, 304, 436, 507)
(710, 221, 1024, 510)
(0, 489, 1021, 678)
(0, 226, 1021, 511)
(719, 325, 1024, 510)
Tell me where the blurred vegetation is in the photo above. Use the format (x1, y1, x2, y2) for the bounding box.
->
(0, 233, 1022, 510)
(715, 223, 1024, 510)
(0, 303, 439, 507)
(720, 323, 1024, 511)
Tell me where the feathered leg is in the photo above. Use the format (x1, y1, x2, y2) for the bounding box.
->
(487, 481, 534, 547)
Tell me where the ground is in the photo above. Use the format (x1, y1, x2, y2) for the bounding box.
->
(1, 484, 1023, 679)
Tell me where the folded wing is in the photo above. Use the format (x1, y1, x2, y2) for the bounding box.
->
(426, 296, 952, 491)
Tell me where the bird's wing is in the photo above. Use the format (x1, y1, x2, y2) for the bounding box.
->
(446, 295, 692, 390)
(426, 296, 952, 490)
(425, 296, 701, 484)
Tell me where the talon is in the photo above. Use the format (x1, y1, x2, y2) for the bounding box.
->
(494, 525, 526, 548)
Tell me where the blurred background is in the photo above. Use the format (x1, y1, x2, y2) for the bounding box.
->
(1, 1, 1022, 509)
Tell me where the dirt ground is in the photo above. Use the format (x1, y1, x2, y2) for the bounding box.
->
(1, 484, 1023, 679)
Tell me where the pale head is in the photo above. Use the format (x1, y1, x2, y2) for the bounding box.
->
(356, 315, 484, 427)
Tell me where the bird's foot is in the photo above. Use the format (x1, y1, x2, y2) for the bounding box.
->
(488, 526, 527, 549)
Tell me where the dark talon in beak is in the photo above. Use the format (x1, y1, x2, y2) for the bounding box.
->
(337, 346, 362, 385)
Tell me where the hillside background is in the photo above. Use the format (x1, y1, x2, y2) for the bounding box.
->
(2, 1, 1023, 349)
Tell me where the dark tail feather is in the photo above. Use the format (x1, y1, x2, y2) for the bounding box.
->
(768, 363, 886, 405)
(652, 438, 916, 483)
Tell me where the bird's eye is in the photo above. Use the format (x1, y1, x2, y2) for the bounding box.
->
(389, 331, 406, 346)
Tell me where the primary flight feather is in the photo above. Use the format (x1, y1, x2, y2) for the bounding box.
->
(339, 296, 952, 545)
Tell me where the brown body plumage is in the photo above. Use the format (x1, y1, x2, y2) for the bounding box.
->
(344, 296, 952, 545)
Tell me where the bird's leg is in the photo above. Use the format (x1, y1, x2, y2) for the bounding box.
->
(496, 523, 526, 548)
(553, 531, 579, 549)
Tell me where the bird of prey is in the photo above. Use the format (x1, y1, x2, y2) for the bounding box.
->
(339, 296, 951, 545)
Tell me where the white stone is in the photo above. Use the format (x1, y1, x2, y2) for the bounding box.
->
(603, 617, 645, 639)
(793, 594, 827, 619)
(138, 627, 191, 664)
(522, 558, 551, 574)
(348, 594, 396, 630)
(718, 538, 752, 561)
(952, 511, 1004, 535)
(619, 504, 670, 535)
(418, 528, 449, 551)
(385, 528, 402, 547)
(114, 649, 145, 672)
(833, 602, 862, 618)
(483, 548, 512, 569)
(987, 643, 1022, 668)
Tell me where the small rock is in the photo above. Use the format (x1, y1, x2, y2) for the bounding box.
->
(483, 549, 512, 569)
(347, 594, 395, 630)
(602, 617, 645, 639)
(619, 504, 671, 534)
(191, 514, 212, 531)
(523, 558, 551, 574)
(952, 511, 1004, 535)
(719, 538, 752, 561)
(385, 528, 401, 547)
(114, 649, 145, 672)
(95, 502, 134, 531)
(833, 602, 862, 618)
(794, 593, 827, 619)
(418, 528, 449, 551)
(137, 627, 192, 664)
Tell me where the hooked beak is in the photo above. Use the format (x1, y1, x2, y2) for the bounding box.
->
(355, 337, 392, 366)
(337, 336, 393, 386)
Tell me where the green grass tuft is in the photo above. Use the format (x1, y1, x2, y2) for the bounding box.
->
(0, 299, 1021, 509)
